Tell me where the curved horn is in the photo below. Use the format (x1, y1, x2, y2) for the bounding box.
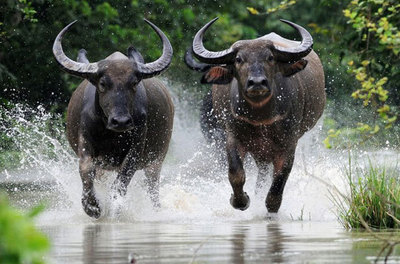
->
(136, 19, 173, 79)
(272, 19, 313, 62)
(53, 21, 98, 78)
(184, 48, 213, 72)
(192, 17, 236, 64)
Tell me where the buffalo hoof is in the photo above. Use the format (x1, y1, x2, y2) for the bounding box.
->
(230, 192, 250, 211)
(82, 192, 101, 219)
(266, 192, 282, 213)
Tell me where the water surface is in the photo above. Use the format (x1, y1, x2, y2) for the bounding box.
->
(40, 220, 400, 264)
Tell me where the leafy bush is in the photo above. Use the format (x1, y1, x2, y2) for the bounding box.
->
(325, 0, 400, 147)
(0, 194, 49, 264)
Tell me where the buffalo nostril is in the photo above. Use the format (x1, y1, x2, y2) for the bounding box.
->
(247, 77, 268, 87)
(261, 79, 268, 86)
(111, 117, 119, 126)
(124, 117, 133, 126)
(110, 116, 133, 128)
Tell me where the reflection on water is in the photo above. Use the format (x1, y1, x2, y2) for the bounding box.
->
(41, 221, 399, 263)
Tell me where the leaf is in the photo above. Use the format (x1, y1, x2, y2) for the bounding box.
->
(246, 7, 259, 15)
(361, 60, 370, 66)
(370, 125, 380, 134)
(323, 137, 332, 149)
(27, 204, 46, 218)
(387, 116, 397, 124)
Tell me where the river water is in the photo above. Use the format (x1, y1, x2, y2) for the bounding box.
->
(1, 91, 400, 263)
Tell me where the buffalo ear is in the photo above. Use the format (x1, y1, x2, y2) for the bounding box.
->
(282, 59, 308, 77)
(77, 49, 89, 64)
(201, 66, 234, 84)
(127, 46, 145, 63)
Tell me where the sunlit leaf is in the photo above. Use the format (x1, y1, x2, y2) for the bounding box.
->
(246, 7, 259, 15)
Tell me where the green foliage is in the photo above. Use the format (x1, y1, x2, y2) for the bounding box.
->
(323, 99, 400, 149)
(336, 0, 400, 144)
(18, 0, 38, 22)
(333, 159, 400, 229)
(0, 194, 49, 264)
(343, 0, 400, 55)
(247, 0, 297, 15)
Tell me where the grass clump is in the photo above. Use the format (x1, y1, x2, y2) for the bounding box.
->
(334, 159, 400, 229)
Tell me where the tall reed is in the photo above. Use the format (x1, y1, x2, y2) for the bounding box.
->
(333, 158, 400, 229)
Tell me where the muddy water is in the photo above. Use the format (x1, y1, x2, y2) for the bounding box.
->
(1, 100, 400, 263)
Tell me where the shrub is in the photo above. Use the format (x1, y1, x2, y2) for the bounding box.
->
(0, 194, 49, 264)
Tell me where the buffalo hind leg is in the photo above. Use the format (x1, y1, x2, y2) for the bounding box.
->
(80, 156, 101, 218)
(266, 151, 295, 213)
(144, 161, 162, 208)
(227, 132, 250, 210)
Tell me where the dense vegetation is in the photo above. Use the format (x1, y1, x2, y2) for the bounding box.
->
(0, 0, 399, 149)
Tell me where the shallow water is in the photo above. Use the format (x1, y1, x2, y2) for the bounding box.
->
(40, 221, 400, 264)
(1, 97, 400, 263)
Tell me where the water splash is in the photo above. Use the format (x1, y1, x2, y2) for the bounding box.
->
(1, 96, 396, 225)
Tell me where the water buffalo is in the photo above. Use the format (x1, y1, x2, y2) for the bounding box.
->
(186, 18, 325, 213)
(53, 20, 174, 218)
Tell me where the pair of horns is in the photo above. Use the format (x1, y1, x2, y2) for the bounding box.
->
(192, 17, 313, 64)
(53, 20, 173, 79)
(54, 18, 312, 77)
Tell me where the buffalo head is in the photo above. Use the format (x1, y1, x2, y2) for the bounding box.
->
(53, 20, 173, 132)
(191, 18, 313, 107)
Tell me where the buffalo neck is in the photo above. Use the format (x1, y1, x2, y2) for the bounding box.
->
(230, 79, 285, 126)
(93, 88, 108, 127)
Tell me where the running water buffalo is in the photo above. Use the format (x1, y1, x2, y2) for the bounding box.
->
(53, 20, 174, 218)
(186, 18, 325, 213)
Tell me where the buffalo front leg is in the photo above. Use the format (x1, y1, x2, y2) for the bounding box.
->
(111, 141, 145, 200)
(227, 132, 250, 211)
(266, 151, 295, 213)
(112, 162, 137, 199)
(79, 156, 101, 218)
(144, 161, 162, 208)
(112, 125, 147, 200)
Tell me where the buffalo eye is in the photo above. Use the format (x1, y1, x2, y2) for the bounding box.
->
(98, 79, 107, 93)
(128, 76, 139, 89)
(268, 55, 274, 62)
(235, 56, 243, 64)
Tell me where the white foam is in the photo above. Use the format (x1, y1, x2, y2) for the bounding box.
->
(1, 97, 398, 225)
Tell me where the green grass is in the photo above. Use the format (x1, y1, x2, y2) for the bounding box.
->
(333, 159, 400, 229)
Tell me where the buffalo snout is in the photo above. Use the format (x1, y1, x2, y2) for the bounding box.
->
(246, 76, 270, 98)
(107, 115, 134, 132)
